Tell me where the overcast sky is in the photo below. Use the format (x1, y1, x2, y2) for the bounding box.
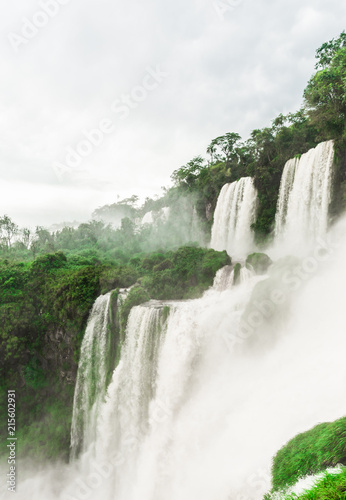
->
(0, 0, 345, 227)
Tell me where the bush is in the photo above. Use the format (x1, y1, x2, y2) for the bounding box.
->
(265, 468, 346, 499)
(270, 417, 346, 492)
(141, 247, 230, 300)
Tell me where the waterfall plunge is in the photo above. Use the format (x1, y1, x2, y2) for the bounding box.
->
(40, 229, 344, 500)
(212, 264, 254, 291)
(7, 220, 346, 500)
(210, 177, 258, 258)
(274, 140, 334, 250)
(70, 293, 113, 459)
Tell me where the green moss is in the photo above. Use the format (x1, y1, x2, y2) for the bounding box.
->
(270, 417, 346, 493)
(0, 382, 75, 463)
(265, 468, 346, 500)
(141, 247, 230, 300)
(120, 286, 150, 336)
(162, 305, 170, 322)
(246, 252, 273, 274)
(233, 263, 241, 285)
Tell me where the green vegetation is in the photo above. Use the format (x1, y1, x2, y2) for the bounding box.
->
(265, 469, 346, 500)
(304, 32, 346, 140)
(233, 263, 241, 285)
(266, 417, 346, 496)
(119, 286, 151, 337)
(140, 247, 231, 300)
(170, 32, 346, 241)
(1, 32, 346, 467)
(0, 245, 229, 460)
(246, 253, 273, 274)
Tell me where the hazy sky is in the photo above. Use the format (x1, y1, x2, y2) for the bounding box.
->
(1, 0, 345, 227)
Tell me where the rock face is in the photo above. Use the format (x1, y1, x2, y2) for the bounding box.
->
(245, 252, 273, 275)
(43, 327, 78, 385)
(205, 203, 213, 221)
(233, 263, 242, 285)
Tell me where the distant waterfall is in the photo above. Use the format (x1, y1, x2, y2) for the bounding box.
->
(275, 140, 334, 245)
(210, 177, 258, 258)
(70, 290, 120, 459)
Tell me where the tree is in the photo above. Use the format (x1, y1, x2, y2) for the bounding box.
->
(0, 215, 18, 249)
(21, 228, 33, 249)
(206, 132, 241, 165)
(171, 156, 206, 189)
(35, 226, 55, 253)
(304, 32, 346, 139)
(314, 31, 346, 69)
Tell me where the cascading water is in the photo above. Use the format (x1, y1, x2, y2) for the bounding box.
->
(70, 292, 115, 459)
(274, 140, 334, 249)
(5, 142, 346, 500)
(70, 288, 127, 459)
(274, 158, 298, 238)
(54, 230, 345, 500)
(210, 177, 258, 258)
(212, 264, 253, 291)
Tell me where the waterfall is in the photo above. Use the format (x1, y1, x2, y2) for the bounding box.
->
(93, 302, 170, 497)
(274, 158, 298, 237)
(9, 218, 346, 500)
(210, 177, 258, 258)
(70, 289, 121, 459)
(7, 143, 346, 500)
(212, 264, 253, 291)
(275, 140, 334, 247)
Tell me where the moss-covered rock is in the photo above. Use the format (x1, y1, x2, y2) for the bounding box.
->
(233, 263, 242, 285)
(245, 252, 273, 274)
(269, 417, 346, 493)
(119, 285, 150, 335)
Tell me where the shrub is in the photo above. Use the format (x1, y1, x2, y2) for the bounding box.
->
(270, 417, 346, 492)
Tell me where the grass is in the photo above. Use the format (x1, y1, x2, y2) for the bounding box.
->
(269, 468, 346, 499)
(270, 417, 346, 492)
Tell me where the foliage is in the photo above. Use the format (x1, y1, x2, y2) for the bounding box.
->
(304, 32, 346, 140)
(17, 383, 74, 462)
(119, 286, 151, 335)
(168, 33, 346, 240)
(264, 469, 346, 500)
(270, 417, 346, 493)
(1, 32, 346, 467)
(92, 195, 139, 225)
(233, 263, 241, 285)
(141, 247, 231, 300)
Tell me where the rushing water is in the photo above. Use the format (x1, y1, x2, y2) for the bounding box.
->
(210, 177, 258, 258)
(212, 264, 253, 291)
(274, 140, 334, 250)
(70, 293, 113, 459)
(3, 141, 346, 500)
